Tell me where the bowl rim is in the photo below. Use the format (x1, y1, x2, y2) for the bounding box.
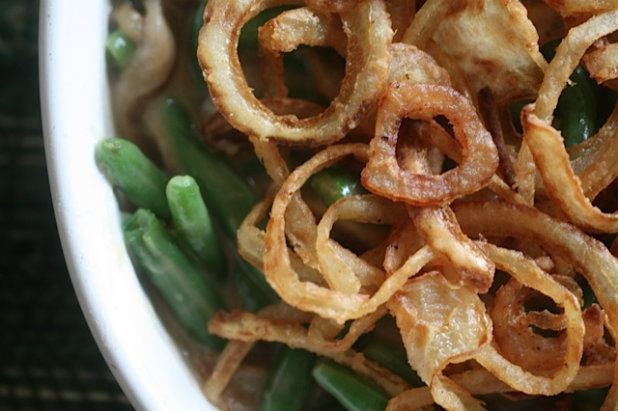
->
(38, 1, 215, 410)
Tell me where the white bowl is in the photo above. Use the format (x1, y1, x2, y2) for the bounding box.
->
(39, 2, 215, 410)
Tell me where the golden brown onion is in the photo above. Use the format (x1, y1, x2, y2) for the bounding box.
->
(542, 0, 618, 18)
(453, 200, 618, 409)
(583, 42, 618, 85)
(198, 0, 393, 145)
(258, 7, 346, 97)
(316, 195, 405, 293)
(406, 0, 546, 103)
(523, 108, 618, 232)
(361, 84, 499, 206)
(388, 272, 491, 409)
(387, 363, 614, 409)
(264, 143, 435, 322)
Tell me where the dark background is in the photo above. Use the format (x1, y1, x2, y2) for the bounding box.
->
(0, 2, 132, 410)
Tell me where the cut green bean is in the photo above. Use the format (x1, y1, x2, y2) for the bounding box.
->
(192, 1, 207, 82)
(542, 39, 598, 146)
(509, 99, 531, 133)
(234, 256, 279, 312)
(123, 209, 225, 349)
(572, 388, 608, 411)
(148, 98, 277, 310)
(106, 29, 136, 70)
(166, 175, 224, 272)
(158, 97, 257, 239)
(362, 340, 423, 387)
(95, 138, 170, 219)
(597, 86, 618, 129)
(260, 347, 316, 411)
(308, 167, 366, 206)
(312, 360, 389, 411)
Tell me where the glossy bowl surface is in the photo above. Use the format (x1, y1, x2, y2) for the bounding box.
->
(39, 2, 214, 410)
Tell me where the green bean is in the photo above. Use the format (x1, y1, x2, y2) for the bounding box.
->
(597, 86, 618, 128)
(106, 29, 136, 70)
(312, 360, 389, 411)
(166, 175, 224, 272)
(95, 138, 170, 219)
(508, 99, 531, 133)
(234, 256, 279, 312)
(542, 39, 598, 146)
(362, 340, 422, 387)
(192, 1, 207, 82)
(123, 209, 225, 349)
(158, 97, 257, 239)
(260, 347, 315, 411)
(308, 167, 366, 206)
(150, 98, 277, 310)
(572, 388, 608, 411)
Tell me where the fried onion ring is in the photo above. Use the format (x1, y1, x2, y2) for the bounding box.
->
(474, 244, 584, 396)
(361, 84, 499, 205)
(387, 363, 614, 410)
(198, 0, 392, 145)
(490, 278, 573, 375)
(542, 0, 618, 18)
(523, 107, 618, 232)
(315, 194, 405, 293)
(583, 42, 618, 85)
(534, 10, 618, 120)
(258, 7, 346, 97)
(399, 138, 495, 292)
(411, 206, 495, 293)
(264, 144, 434, 323)
(453, 200, 618, 409)
(208, 307, 411, 395)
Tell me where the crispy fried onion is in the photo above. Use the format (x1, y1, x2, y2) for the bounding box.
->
(379, 49, 500, 200)
(264, 143, 435, 323)
(583, 42, 618, 85)
(383, 221, 425, 274)
(387, 363, 614, 410)
(204, 340, 254, 406)
(198, 0, 392, 145)
(113, 0, 175, 141)
(361, 83, 499, 206)
(399, 135, 495, 293)
(249, 136, 321, 270)
(405, 0, 546, 103)
(569, 104, 618, 200)
(208, 306, 411, 395)
(523, 107, 618, 232)
(386, 0, 416, 42)
(388, 244, 585, 409)
(489, 277, 578, 376)
(411, 114, 526, 205)
(453, 200, 618, 409)
(203, 303, 312, 406)
(542, 0, 618, 18)
(306, 0, 360, 13)
(316, 195, 405, 293)
(203, 97, 324, 155)
(522, 10, 618, 232)
(258, 7, 346, 98)
(388, 272, 491, 410)
(410, 206, 495, 293)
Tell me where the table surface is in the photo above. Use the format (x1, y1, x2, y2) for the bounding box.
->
(0, 2, 133, 410)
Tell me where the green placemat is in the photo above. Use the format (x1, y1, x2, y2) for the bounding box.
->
(0, 2, 133, 410)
